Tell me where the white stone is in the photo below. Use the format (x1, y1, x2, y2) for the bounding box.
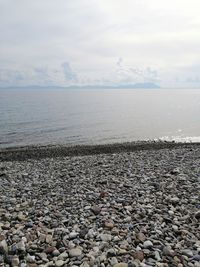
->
(143, 240, 153, 248)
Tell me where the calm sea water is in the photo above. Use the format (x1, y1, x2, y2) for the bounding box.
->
(0, 88, 200, 148)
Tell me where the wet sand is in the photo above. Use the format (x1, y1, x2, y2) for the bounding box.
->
(1, 141, 200, 161)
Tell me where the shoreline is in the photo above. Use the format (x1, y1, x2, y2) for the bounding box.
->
(0, 144, 200, 266)
(1, 141, 200, 161)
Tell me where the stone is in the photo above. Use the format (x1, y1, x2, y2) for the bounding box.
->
(69, 232, 79, 239)
(163, 246, 175, 257)
(193, 255, 200, 261)
(17, 213, 26, 221)
(26, 255, 35, 263)
(170, 197, 180, 204)
(124, 216, 132, 223)
(28, 264, 37, 267)
(107, 248, 116, 257)
(39, 233, 46, 242)
(1, 135, 200, 267)
(168, 210, 174, 216)
(181, 249, 193, 257)
(104, 221, 114, 229)
(120, 240, 129, 249)
(99, 191, 109, 198)
(109, 257, 118, 265)
(129, 260, 142, 267)
(170, 168, 180, 175)
(11, 255, 20, 266)
(154, 250, 161, 261)
(195, 211, 200, 220)
(55, 260, 65, 267)
(79, 228, 88, 238)
(118, 249, 128, 255)
(91, 205, 101, 215)
(113, 263, 128, 267)
(58, 251, 68, 260)
(44, 246, 56, 254)
(99, 252, 107, 262)
(143, 240, 153, 248)
(80, 262, 90, 267)
(46, 234, 53, 244)
(133, 250, 144, 261)
(16, 241, 26, 252)
(136, 232, 146, 242)
(52, 249, 60, 256)
(125, 205, 133, 211)
(100, 234, 112, 242)
(68, 247, 82, 257)
(1, 223, 10, 230)
(172, 225, 178, 232)
(38, 252, 47, 260)
(0, 240, 8, 254)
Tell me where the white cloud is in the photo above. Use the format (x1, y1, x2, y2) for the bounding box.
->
(61, 62, 77, 82)
(0, 0, 200, 87)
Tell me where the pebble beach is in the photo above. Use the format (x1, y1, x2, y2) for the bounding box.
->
(0, 142, 200, 267)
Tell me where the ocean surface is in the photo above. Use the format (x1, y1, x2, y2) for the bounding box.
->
(0, 88, 200, 148)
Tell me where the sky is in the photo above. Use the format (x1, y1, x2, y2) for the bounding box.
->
(0, 0, 200, 88)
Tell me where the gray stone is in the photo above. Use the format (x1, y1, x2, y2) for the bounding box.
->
(109, 257, 118, 265)
(80, 262, 90, 267)
(58, 251, 68, 260)
(0, 240, 8, 254)
(69, 232, 79, 239)
(11, 255, 20, 266)
(170, 197, 180, 204)
(55, 260, 65, 267)
(163, 246, 175, 256)
(68, 247, 82, 257)
(100, 234, 112, 242)
(181, 249, 193, 257)
(195, 211, 200, 220)
(143, 240, 153, 248)
(52, 249, 60, 256)
(193, 255, 200, 261)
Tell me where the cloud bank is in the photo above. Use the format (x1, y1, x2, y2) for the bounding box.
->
(0, 0, 200, 87)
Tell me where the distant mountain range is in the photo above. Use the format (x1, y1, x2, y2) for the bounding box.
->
(0, 82, 160, 89)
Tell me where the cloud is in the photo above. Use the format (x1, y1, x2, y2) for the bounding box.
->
(116, 58, 123, 68)
(61, 62, 77, 82)
(0, 0, 200, 87)
(115, 58, 159, 84)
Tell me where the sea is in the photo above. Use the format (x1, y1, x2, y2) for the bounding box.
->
(0, 88, 200, 148)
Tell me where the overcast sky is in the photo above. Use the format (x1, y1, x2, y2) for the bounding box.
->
(0, 0, 200, 87)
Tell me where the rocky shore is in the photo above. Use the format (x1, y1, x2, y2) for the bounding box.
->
(0, 143, 200, 266)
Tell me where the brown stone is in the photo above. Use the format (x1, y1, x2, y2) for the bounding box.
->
(44, 246, 56, 254)
(133, 250, 144, 261)
(99, 191, 109, 198)
(104, 221, 114, 229)
(136, 232, 146, 242)
(91, 205, 101, 215)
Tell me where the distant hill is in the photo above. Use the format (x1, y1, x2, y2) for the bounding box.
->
(0, 82, 160, 90)
(67, 83, 160, 89)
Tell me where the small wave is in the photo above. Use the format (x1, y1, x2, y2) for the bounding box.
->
(158, 136, 200, 143)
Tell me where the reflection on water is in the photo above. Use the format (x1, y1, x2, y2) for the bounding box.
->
(0, 88, 200, 147)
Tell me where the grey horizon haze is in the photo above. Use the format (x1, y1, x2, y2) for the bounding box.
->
(1, 0, 200, 88)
